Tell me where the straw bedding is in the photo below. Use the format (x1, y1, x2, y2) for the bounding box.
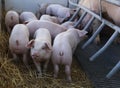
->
(0, 31, 93, 88)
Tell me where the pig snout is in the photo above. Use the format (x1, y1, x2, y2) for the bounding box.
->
(31, 52, 39, 59)
(59, 51, 64, 56)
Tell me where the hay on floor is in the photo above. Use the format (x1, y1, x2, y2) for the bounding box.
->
(0, 31, 93, 88)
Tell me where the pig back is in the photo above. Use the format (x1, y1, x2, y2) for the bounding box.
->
(5, 10, 19, 32)
(53, 30, 79, 53)
(20, 12, 38, 24)
(34, 28, 51, 43)
(5, 10, 19, 25)
(9, 24, 29, 53)
(26, 20, 67, 38)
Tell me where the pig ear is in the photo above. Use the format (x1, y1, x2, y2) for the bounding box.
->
(26, 39, 35, 48)
(73, 9, 76, 11)
(44, 42, 52, 50)
(66, 12, 70, 18)
(77, 30, 88, 37)
(24, 21, 29, 24)
(58, 17, 66, 23)
(70, 9, 76, 14)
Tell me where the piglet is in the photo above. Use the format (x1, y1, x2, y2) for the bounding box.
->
(26, 28, 52, 76)
(46, 4, 75, 20)
(61, 21, 75, 29)
(9, 24, 29, 68)
(52, 28, 87, 82)
(5, 10, 19, 33)
(39, 14, 62, 24)
(20, 11, 38, 24)
(36, 3, 49, 19)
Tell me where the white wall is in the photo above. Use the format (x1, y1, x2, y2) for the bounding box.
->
(5, 0, 68, 13)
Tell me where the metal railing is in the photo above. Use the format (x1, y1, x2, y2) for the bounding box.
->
(68, 0, 120, 79)
(106, 0, 120, 6)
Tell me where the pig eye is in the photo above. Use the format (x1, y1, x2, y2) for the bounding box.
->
(32, 45, 34, 48)
(42, 46, 45, 49)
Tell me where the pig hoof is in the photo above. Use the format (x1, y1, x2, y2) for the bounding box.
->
(114, 38, 120, 45)
(67, 80, 72, 83)
(26, 65, 30, 70)
(66, 77, 72, 83)
(66, 79, 72, 83)
(37, 74, 42, 78)
(36, 72, 42, 78)
(53, 74, 57, 78)
(12, 58, 19, 63)
(43, 70, 46, 74)
(94, 39, 101, 45)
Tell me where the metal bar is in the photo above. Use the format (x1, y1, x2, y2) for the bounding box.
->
(69, 0, 120, 33)
(99, 0, 102, 19)
(106, 0, 120, 6)
(67, 0, 69, 7)
(83, 16, 95, 31)
(1, 0, 6, 32)
(70, 0, 120, 63)
(82, 22, 105, 49)
(69, 0, 102, 20)
(76, 0, 79, 4)
(69, 7, 81, 21)
(90, 31, 119, 61)
(106, 61, 120, 79)
(74, 11, 87, 28)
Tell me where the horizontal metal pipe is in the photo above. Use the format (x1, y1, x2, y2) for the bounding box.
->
(106, 61, 120, 79)
(106, 0, 120, 6)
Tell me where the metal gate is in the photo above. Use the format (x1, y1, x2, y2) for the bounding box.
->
(68, 0, 120, 79)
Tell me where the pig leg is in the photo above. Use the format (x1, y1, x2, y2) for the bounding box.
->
(65, 65, 72, 82)
(43, 59, 49, 74)
(93, 19, 101, 45)
(94, 35, 101, 45)
(92, 26, 101, 44)
(7, 26, 11, 33)
(114, 35, 120, 44)
(33, 59, 42, 77)
(23, 53, 29, 70)
(12, 53, 18, 61)
(53, 64, 59, 78)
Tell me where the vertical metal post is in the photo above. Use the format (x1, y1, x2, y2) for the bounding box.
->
(0, 2, 2, 32)
(1, 0, 6, 32)
(67, 0, 69, 7)
(99, 0, 102, 20)
(76, 0, 79, 4)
